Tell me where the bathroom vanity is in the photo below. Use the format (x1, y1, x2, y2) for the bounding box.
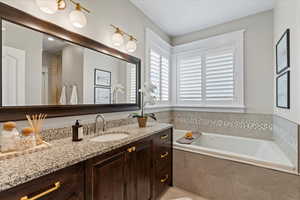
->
(0, 124, 173, 200)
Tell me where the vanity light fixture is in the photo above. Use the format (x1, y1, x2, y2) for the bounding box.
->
(36, 0, 58, 14)
(111, 25, 138, 53)
(112, 27, 124, 47)
(36, 0, 90, 28)
(69, 3, 90, 28)
(126, 36, 137, 53)
(48, 37, 55, 41)
(57, 0, 66, 10)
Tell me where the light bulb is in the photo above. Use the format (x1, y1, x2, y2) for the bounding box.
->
(69, 4, 87, 28)
(36, 0, 58, 14)
(112, 29, 124, 47)
(126, 38, 137, 53)
(57, 0, 66, 10)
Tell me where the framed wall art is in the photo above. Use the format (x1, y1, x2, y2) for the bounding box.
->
(276, 29, 290, 74)
(94, 69, 111, 87)
(276, 71, 290, 109)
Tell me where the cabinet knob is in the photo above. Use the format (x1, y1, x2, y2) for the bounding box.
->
(20, 181, 61, 200)
(127, 146, 136, 153)
(160, 152, 169, 159)
(160, 174, 169, 183)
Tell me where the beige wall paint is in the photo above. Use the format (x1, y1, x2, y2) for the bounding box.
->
(172, 11, 274, 114)
(273, 0, 300, 124)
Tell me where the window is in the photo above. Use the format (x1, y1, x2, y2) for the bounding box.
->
(127, 64, 136, 103)
(150, 50, 169, 102)
(146, 29, 171, 104)
(175, 30, 244, 108)
(178, 48, 238, 106)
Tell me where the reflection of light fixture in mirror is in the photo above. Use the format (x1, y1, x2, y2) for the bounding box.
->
(48, 37, 55, 41)
(126, 36, 137, 53)
(57, 0, 66, 10)
(112, 28, 124, 47)
(69, 3, 89, 28)
(36, 0, 58, 14)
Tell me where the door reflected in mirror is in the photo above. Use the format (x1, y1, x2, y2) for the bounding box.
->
(1, 20, 137, 106)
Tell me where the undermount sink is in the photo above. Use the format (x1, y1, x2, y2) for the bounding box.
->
(91, 132, 129, 142)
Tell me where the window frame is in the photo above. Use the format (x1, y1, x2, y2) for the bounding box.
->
(145, 28, 172, 105)
(173, 30, 245, 109)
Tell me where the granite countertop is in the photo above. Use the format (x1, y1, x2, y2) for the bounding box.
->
(0, 123, 173, 192)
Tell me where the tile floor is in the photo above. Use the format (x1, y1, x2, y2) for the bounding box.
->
(160, 187, 208, 200)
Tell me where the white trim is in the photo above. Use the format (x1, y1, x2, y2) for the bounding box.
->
(145, 105, 246, 113)
(172, 30, 245, 54)
(145, 28, 172, 104)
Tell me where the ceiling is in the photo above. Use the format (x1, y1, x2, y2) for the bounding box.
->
(130, 0, 274, 36)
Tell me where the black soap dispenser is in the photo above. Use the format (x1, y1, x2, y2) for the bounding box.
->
(72, 120, 83, 142)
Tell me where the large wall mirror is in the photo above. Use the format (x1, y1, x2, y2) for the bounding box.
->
(0, 3, 141, 121)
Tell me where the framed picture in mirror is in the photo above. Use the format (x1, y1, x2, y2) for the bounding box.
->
(276, 29, 290, 74)
(276, 71, 290, 109)
(94, 87, 111, 104)
(94, 69, 111, 87)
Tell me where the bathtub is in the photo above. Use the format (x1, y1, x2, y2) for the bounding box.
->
(173, 130, 296, 173)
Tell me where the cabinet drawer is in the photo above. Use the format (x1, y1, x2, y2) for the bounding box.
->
(155, 145, 172, 170)
(155, 165, 172, 199)
(154, 129, 172, 145)
(0, 163, 84, 200)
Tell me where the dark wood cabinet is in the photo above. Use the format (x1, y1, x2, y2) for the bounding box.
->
(86, 139, 153, 200)
(0, 128, 173, 200)
(85, 151, 127, 200)
(0, 163, 85, 200)
(153, 128, 173, 199)
(133, 140, 153, 200)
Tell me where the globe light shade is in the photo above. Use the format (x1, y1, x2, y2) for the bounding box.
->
(57, 0, 66, 10)
(112, 32, 124, 47)
(69, 9, 87, 28)
(36, 0, 58, 14)
(126, 40, 137, 53)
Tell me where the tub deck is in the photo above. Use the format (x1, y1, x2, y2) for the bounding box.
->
(173, 130, 296, 173)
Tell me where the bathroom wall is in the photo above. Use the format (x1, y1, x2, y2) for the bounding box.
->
(172, 111, 273, 140)
(2, 21, 43, 105)
(273, 115, 299, 169)
(273, 0, 300, 125)
(82, 48, 127, 104)
(172, 11, 274, 114)
(62, 45, 84, 104)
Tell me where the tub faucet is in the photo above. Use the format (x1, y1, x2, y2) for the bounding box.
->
(95, 114, 106, 133)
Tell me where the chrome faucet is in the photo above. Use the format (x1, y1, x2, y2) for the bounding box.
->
(95, 114, 106, 133)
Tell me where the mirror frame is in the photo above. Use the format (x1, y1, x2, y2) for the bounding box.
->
(0, 3, 141, 121)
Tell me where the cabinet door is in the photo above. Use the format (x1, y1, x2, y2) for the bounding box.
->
(0, 164, 84, 200)
(86, 152, 126, 200)
(135, 140, 152, 200)
(126, 140, 153, 200)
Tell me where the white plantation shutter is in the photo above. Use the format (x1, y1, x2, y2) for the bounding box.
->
(150, 50, 161, 99)
(177, 48, 239, 106)
(150, 49, 169, 102)
(130, 65, 136, 103)
(178, 56, 202, 102)
(161, 57, 169, 101)
(205, 50, 235, 102)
